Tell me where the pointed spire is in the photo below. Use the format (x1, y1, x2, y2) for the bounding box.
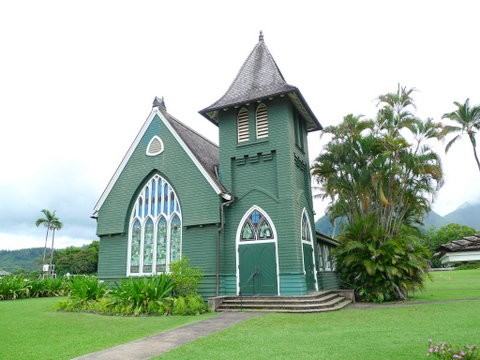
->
(259, 30, 264, 42)
(152, 96, 166, 110)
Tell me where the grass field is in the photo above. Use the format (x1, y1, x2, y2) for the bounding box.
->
(0, 297, 215, 360)
(1, 269, 479, 360)
(155, 269, 480, 360)
(411, 269, 480, 301)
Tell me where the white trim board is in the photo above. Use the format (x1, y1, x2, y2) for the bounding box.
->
(93, 107, 224, 215)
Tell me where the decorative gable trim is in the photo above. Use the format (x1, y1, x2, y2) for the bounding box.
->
(93, 108, 225, 216)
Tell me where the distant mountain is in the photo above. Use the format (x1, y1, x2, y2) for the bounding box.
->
(0, 247, 44, 273)
(444, 202, 480, 230)
(315, 202, 480, 237)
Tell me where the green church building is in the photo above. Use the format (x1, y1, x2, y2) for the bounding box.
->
(93, 33, 339, 299)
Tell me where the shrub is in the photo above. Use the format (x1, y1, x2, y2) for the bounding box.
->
(170, 258, 203, 297)
(334, 215, 430, 302)
(0, 275, 29, 300)
(428, 339, 479, 359)
(69, 276, 108, 302)
(111, 274, 174, 315)
(172, 294, 208, 315)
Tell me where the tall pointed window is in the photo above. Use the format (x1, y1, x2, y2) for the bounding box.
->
(237, 107, 249, 142)
(301, 211, 312, 243)
(256, 103, 268, 139)
(128, 174, 182, 275)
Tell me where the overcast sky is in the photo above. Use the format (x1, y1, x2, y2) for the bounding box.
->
(1, 0, 479, 250)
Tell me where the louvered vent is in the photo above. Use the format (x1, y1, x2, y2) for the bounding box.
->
(256, 104, 268, 139)
(237, 108, 249, 142)
(146, 136, 164, 156)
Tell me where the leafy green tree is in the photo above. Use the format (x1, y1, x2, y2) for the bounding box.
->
(312, 85, 443, 301)
(442, 98, 480, 172)
(423, 223, 477, 267)
(53, 241, 99, 275)
(35, 209, 63, 274)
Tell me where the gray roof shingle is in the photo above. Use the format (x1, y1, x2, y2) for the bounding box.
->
(199, 34, 321, 131)
(438, 234, 480, 253)
(159, 108, 226, 193)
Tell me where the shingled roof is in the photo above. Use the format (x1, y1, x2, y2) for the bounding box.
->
(199, 32, 322, 132)
(438, 234, 480, 253)
(159, 106, 225, 193)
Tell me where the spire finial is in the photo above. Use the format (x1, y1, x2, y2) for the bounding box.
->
(259, 30, 264, 42)
(153, 96, 166, 110)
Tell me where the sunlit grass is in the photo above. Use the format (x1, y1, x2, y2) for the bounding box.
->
(0, 297, 215, 360)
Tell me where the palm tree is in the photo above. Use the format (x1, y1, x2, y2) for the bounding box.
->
(442, 98, 480, 172)
(35, 209, 63, 276)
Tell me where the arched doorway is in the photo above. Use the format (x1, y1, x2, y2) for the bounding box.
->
(236, 206, 278, 296)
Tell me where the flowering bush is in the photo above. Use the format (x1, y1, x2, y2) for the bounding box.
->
(428, 339, 479, 359)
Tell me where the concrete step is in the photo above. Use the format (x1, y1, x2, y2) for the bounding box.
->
(218, 298, 352, 313)
(216, 292, 352, 313)
(220, 292, 339, 305)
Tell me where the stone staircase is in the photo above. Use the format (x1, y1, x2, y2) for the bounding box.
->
(212, 291, 352, 313)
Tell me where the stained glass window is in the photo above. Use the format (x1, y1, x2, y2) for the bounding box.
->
(170, 215, 181, 263)
(130, 219, 141, 273)
(128, 174, 182, 275)
(156, 217, 167, 272)
(240, 208, 274, 242)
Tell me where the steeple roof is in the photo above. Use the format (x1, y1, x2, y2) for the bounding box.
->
(199, 33, 322, 131)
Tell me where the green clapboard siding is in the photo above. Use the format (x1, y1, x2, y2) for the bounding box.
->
(317, 271, 340, 290)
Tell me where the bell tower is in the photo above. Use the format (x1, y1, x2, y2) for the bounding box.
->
(199, 32, 322, 295)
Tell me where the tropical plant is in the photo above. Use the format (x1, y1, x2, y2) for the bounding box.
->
(111, 275, 174, 315)
(68, 276, 108, 302)
(35, 209, 63, 275)
(442, 98, 480, 172)
(334, 215, 429, 302)
(312, 85, 443, 301)
(169, 257, 204, 297)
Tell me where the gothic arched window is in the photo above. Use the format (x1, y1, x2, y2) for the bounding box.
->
(128, 174, 182, 275)
(301, 210, 312, 243)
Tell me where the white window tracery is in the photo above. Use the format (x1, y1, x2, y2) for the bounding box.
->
(128, 174, 181, 275)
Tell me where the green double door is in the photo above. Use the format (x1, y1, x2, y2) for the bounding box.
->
(303, 243, 316, 292)
(238, 242, 277, 296)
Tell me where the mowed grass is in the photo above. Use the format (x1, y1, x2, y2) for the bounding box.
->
(156, 270, 480, 360)
(0, 297, 215, 360)
(156, 302, 480, 360)
(412, 269, 480, 301)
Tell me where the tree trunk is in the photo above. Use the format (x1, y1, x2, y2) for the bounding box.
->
(41, 227, 50, 265)
(49, 228, 56, 278)
(469, 132, 480, 172)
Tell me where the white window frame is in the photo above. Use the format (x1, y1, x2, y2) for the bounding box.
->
(126, 174, 182, 276)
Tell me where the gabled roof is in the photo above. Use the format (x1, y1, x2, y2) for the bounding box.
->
(93, 101, 228, 217)
(437, 234, 480, 253)
(159, 108, 226, 193)
(199, 33, 322, 132)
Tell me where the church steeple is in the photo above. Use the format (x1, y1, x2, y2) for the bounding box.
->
(199, 33, 322, 131)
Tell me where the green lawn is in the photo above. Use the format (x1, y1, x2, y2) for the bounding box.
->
(155, 270, 480, 360)
(155, 301, 479, 360)
(0, 297, 215, 360)
(2, 270, 479, 360)
(411, 269, 480, 301)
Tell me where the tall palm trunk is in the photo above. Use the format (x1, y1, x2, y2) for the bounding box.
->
(41, 227, 50, 264)
(49, 228, 56, 277)
(469, 133, 480, 172)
